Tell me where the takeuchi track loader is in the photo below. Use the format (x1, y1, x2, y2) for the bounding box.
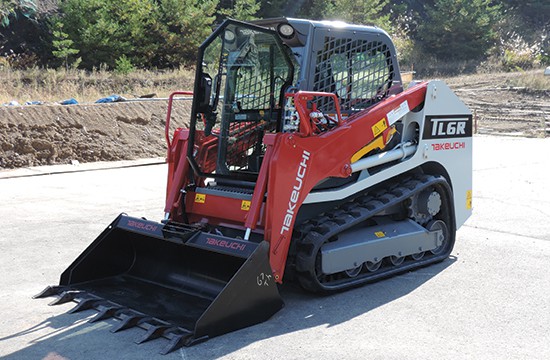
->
(36, 18, 472, 353)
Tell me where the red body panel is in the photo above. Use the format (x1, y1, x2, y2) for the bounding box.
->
(185, 191, 264, 227)
(164, 84, 428, 282)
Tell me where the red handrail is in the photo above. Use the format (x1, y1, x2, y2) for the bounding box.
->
(285, 91, 343, 137)
(165, 91, 194, 149)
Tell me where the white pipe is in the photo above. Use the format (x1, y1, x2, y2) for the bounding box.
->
(350, 142, 417, 173)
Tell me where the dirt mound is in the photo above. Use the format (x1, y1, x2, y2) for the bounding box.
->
(0, 99, 192, 169)
(444, 72, 550, 137)
(2, 71, 548, 170)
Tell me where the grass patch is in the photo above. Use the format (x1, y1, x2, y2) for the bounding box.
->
(441, 68, 550, 90)
(0, 67, 195, 104)
(503, 70, 550, 90)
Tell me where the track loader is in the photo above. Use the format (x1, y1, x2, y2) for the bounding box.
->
(36, 18, 472, 353)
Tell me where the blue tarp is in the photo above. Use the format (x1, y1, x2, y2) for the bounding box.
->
(59, 98, 79, 105)
(95, 95, 125, 103)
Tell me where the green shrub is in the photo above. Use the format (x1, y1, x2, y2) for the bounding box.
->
(114, 55, 135, 74)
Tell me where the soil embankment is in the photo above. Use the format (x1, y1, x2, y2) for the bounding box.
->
(0, 99, 192, 169)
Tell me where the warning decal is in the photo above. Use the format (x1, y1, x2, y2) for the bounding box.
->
(466, 190, 472, 210)
(194, 193, 206, 203)
(372, 118, 388, 137)
(241, 200, 251, 211)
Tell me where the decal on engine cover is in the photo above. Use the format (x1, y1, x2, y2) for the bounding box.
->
(431, 141, 466, 151)
(423, 115, 472, 139)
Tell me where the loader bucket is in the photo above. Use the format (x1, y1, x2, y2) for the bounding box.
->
(35, 214, 283, 354)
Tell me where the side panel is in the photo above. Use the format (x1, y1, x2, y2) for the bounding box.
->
(303, 81, 473, 228)
(419, 81, 473, 227)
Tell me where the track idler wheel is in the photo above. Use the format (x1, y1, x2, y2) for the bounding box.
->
(427, 219, 449, 255)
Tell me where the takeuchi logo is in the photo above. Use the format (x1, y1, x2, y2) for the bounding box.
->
(280, 150, 311, 235)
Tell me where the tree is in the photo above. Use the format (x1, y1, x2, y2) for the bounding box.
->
(417, 0, 502, 61)
(219, 0, 260, 21)
(500, 0, 550, 28)
(156, 0, 218, 67)
(296, 0, 391, 30)
(56, 0, 164, 69)
(324, 0, 390, 29)
(258, 0, 290, 18)
(51, 21, 79, 69)
(0, 0, 35, 27)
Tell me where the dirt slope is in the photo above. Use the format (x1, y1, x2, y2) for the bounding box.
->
(0, 99, 192, 169)
(1, 71, 548, 170)
(444, 72, 550, 136)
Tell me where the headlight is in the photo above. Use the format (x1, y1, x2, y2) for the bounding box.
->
(277, 23, 295, 39)
(224, 30, 236, 43)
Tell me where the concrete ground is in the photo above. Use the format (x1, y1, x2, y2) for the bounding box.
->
(0, 135, 549, 359)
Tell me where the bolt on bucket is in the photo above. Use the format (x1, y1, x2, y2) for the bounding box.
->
(35, 214, 283, 354)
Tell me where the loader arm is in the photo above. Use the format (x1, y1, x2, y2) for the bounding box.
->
(264, 83, 428, 281)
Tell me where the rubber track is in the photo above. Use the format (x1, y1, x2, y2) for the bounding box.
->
(294, 173, 454, 292)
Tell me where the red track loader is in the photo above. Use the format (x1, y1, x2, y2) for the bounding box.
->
(36, 18, 472, 353)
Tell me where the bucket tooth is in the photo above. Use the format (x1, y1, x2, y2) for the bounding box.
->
(135, 324, 173, 344)
(88, 305, 120, 323)
(111, 313, 148, 333)
(33, 285, 66, 299)
(68, 298, 103, 314)
(161, 332, 194, 355)
(48, 290, 82, 306)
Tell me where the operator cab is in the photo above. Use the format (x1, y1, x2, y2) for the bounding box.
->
(188, 18, 402, 182)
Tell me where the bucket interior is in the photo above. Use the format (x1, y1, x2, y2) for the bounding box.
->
(61, 228, 247, 330)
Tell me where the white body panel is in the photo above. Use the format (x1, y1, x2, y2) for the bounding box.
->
(304, 80, 473, 229)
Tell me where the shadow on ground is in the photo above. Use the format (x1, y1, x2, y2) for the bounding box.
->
(2, 257, 455, 360)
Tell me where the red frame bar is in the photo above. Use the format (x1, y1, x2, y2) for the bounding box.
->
(286, 91, 343, 137)
(165, 91, 193, 152)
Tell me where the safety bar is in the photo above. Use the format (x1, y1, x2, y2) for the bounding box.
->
(165, 91, 194, 149)
(285, 91, 343, 137)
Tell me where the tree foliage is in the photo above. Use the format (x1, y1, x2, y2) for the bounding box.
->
(1, 0, 546, 71)
(219, 0, 260, 21)
(56, 0, 162, 68)
(156, 0, 218, 67)
(304, 0, 390, 29)
(0, 0, 35, 27)
(51, 21, 79, 69)
(55, 0, 219, 69)
(417, 0, 502, 61)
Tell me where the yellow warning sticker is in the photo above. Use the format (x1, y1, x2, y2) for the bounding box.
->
(194, 193, 206, 204)
(374, 231, 385, 238)
(372, 118, 388, 137)
(241, 200, 251, 211)
(466, 190, 472, 210)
